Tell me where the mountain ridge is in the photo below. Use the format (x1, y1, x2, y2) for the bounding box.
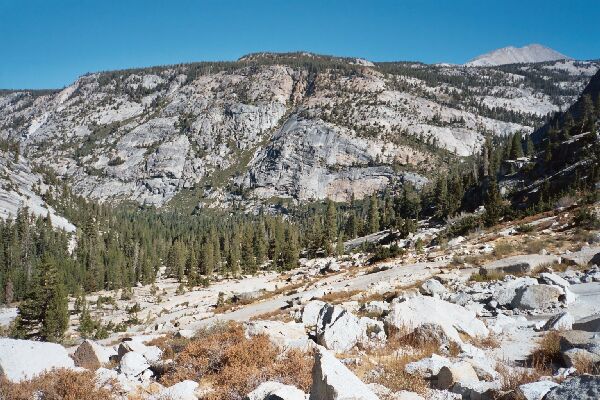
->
(466, 44, 571, 67)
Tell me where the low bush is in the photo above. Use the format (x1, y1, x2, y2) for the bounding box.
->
(0, 369, 115, 400)
(159, 322, 312, 400)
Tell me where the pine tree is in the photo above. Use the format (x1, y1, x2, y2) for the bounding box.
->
(282, 226, 299, 271)
(201, 239, 215, 277)
(434, 175, 449, 218)
(253, 221, 268, 265)
(324, 199, 337, 253)
(15, 257, 68, 342)
(509, 132, 524, 159)
(241, 226, 256, 274)
(367, 194, 380, 233)
(525, 135, 535, 156)
(78, 299, 95, 339)
(185, 246, 198, 287)
(228, 229, 241, 276)
(483, 178, 503, 227)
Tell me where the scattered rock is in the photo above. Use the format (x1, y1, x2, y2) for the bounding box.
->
(361, 301, 390, 317)
(149, 380, 199, 400)
(405, 354, 451, 379)
(562, 246, 600, 266)
(118, 340, 163, 363)
(309, 346, 379, 400)
(72, 339, 117, 370)
(480, 255, 559, 276)
(245, 381, 306, 400)
(542, 312, 574, 331)
(420, 279, 447, 297)
(245, 320, 311, 350)
(0, 338, 75, 382)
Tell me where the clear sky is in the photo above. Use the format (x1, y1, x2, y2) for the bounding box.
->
(1, 0, 599, 89)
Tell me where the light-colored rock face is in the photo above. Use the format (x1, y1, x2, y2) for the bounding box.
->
(309, 346, 379, 400)
(0, 150, 75, 232)
(1, 55, 596, 209)
(0, 338, 76, 382)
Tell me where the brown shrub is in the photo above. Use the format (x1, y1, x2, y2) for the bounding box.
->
(497, 364, 543, 393)
(571, 353, 600, 375)
(353, 325, 438, 395)
(0, 369, 115, 400)
(160, 322, 312, 400)
(530, 331, 562, 371)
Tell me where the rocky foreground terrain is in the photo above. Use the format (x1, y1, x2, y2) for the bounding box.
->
(0, 54, 598, 210)
(1, 202, 600, 399)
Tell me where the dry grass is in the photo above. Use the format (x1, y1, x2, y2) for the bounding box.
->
(350, 326, 443, 395)
(467, 333, 501, 349)
(571, 353, 600, 375)
(470, 270, 506, 282)
(529, 331, 562, 372)
(497, 364, 544, 393)
(493, 240, 515, 258)
(317, 289, 362, 304)
(0, 369, 115, 400)
(159, 322, 312, 400)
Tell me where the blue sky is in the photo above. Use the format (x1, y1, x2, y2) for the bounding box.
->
(1, 0, 599, 89)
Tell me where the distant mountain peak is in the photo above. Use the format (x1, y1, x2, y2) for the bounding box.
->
(465, 44, 571, 67)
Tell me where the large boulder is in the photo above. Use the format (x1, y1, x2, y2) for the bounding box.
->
(517, 380, 558, 400)
(404, 354, 451, 379)
(245, 320, 311, 351)
(384, 296, 488, 344)
(0, 338, 75, 382)
(434, 362, 479, 390)
(316, 304, 363, 353)
(544, 375, 600, 400)
(492, 277, 539, 307)
(119, 351, 150, 377)
(542, 312, 574, 331)
(309, 347, 379, 400)
(302, 300, 327, 327)
(419, 279, 447, 297)
(72, 339, 117, 370)
(480, 254, 559, 276)
(510, 284, 562, 310)
(559, 330, 600, 367)
(562, 246, 600, 266)
(573, 314, 600, 332)
(246, 381, 307, 400)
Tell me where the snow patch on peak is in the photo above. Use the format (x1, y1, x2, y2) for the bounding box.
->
(466, 44, 571, 67)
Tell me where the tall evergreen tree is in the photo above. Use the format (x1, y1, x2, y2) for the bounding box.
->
(367, 194, 380, 233)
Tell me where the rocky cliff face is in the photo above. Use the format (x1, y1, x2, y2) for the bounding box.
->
(0, 53, 598, 209)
